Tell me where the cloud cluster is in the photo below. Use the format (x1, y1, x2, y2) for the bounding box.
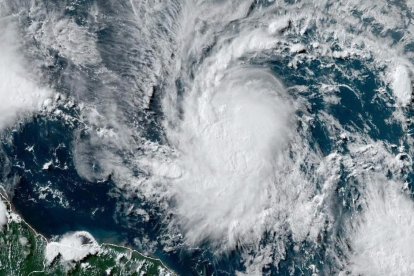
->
(45, 231, 100, 266)
(0, 19, 51, 131)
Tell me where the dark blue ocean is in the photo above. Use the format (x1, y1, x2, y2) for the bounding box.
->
(1, 0, 414, 275)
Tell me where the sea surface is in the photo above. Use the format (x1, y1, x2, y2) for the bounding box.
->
(1, 0, 414, 275)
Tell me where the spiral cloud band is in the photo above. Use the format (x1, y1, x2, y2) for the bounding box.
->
(2, 0, 414, 274)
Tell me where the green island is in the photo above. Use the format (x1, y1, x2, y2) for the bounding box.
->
(0, 195, 174, 276)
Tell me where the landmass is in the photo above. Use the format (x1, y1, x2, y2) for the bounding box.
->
(0, 192, 174, 276)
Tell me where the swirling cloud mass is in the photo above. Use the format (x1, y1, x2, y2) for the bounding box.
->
(1, 0, 414, 274)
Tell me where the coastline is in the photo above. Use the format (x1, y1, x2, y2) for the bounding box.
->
(0, 185, 176, 275)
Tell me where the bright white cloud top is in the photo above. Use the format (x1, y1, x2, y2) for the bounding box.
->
(45, 231, 100, 265)
(2, 0, 414, 274)
(0, 19, 51, 130)
(345, 180, 414, 276)
(0, 198, 8, 229)
(391, 64, 412, 107)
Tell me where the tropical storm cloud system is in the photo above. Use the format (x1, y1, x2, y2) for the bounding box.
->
(0, 0, 414, 275)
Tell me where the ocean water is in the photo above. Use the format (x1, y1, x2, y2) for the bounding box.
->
(1, 0, 414, 275)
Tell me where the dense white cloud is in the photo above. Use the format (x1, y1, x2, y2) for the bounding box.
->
(345, 180, 414, 276)
(391, 64, 412, 106)
(138, 10, 334, 256)
(0, 198, 8, 228)
(130, 1, 414, 270)
(45, 231, 100, 265)
(13, 0, 414, 273)
(0, 19, 51, 130)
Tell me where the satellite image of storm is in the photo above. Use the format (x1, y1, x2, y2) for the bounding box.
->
(1, 0, 414, 275)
